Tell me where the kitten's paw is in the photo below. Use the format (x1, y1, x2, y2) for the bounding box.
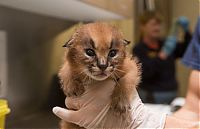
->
(111, 96, 131, 115)
(111, 98, 132, 123)
(74, 85, 85, 96)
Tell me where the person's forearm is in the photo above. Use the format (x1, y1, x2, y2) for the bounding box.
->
(184, 31, 192, 43)
(180, 31, 192, 51)
(184, 70, 200, 114)
(165, 115, 198, 128)
(173, 31, 192, 58)
(165, 70, 200, 128)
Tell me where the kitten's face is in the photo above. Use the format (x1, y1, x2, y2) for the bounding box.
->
(65, 23, 129, 81)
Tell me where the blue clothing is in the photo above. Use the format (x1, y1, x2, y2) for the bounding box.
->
(182, 17, 200, 70)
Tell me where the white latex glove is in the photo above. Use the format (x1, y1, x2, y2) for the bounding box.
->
(53, 79, 166, 129)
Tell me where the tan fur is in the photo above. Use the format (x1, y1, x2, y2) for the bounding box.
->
(59, 23, 141, 129)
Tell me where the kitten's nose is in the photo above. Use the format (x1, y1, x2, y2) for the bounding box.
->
(98, 64, 108, 71)
(97, 58, 108, 71)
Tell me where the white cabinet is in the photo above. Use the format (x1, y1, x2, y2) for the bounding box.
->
(0, 31, 7, 97)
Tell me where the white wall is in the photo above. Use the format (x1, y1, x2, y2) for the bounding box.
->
(172, 0, 199, 31)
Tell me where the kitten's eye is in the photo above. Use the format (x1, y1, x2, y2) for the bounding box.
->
(109, 50, 117, 57)
(85, 49, 95, 56)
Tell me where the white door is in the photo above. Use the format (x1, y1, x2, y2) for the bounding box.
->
(0, 31, 7, 97)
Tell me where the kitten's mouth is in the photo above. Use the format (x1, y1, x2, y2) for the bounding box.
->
(87, 71, 110, 81)
(94, 72, 107, 77)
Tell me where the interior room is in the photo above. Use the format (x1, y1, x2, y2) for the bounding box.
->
(0, 0, 199, 128)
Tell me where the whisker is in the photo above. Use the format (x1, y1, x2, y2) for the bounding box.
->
(115, 68, 126, 73)
(73, 70, 85, 80)
(110, 72, 117, 80)
(115, 64, 124, 67)
(114, 72, 120, 79)
(83, 74, 88, 83)
(111, 74, 120, 86)
(89, 76, 93, 85)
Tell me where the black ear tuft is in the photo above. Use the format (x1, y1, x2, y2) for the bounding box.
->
(123, 39, 131, 45)
(62, 38, 73, 48)
(62, 44, 67, 47)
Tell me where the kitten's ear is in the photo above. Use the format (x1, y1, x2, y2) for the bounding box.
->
(123, 39, 131, 45)
(63, 31, 79, 47)
(62, 38, 74, 48)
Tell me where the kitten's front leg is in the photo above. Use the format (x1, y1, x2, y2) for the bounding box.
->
(111, 58, 140, 116)
(111, 78, 132, 115)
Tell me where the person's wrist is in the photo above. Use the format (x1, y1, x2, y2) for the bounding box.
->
(158, 51, 167, 60)
(183, 26, 189, 32)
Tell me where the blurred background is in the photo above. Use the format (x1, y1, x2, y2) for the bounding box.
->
(0, 0, 199, 128)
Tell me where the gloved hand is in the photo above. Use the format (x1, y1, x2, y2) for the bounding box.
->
(53, 79, 115, 128)
(177, 16, 190, 32)
(53, 79, 166, 128)
(159, 18, 181, 59)
(160, 35, 177, 59)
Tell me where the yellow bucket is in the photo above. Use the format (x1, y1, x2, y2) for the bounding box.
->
(0, 99, 10, 129)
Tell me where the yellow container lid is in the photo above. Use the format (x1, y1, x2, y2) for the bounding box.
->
(0, 99, 10, 117)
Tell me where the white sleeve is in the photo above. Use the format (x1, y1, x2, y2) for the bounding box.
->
(88, 91, 167, 129)
(129, 92, 167, 129)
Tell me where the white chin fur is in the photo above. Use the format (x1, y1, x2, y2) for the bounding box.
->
(90, 75, 109, 81)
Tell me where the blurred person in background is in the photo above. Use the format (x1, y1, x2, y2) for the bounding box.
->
(132, 11, 192, 104)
